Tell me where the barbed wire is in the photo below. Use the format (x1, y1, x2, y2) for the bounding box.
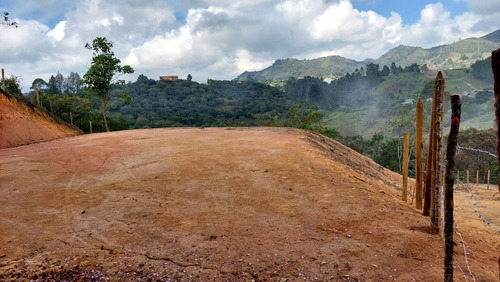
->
(453, 223, 476, 282)
(459, 180, 500, 234)
(437, 219, 473, 281)
(457, 144, 498, 158)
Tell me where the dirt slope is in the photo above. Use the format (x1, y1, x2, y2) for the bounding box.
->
(0, 89, 82, 148)
(0, 127, 498, 280)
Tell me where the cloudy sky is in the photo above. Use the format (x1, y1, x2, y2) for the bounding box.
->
(1, 0, 499, 91)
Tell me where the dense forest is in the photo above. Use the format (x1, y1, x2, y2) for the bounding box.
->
(6, 56, 494, 176)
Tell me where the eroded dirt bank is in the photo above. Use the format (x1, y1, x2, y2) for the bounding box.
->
(0, 89, 81, 149)
(0, 127, 498, 280)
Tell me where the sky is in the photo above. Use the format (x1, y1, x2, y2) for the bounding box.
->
(1, 0, 499, 91)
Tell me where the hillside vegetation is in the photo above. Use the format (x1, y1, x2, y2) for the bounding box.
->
(236, 56, 370, 83)
(235, 29, 500, 84)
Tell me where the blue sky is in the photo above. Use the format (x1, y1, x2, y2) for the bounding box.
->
(352, 0, 467, 23)
(1, 0, 499, 91)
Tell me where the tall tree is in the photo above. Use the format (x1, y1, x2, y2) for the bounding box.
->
(54, 71, 64, 93)
(63, 72, 81, 94)
(46, 75, 60, 94)
(83, 37, 134, 132)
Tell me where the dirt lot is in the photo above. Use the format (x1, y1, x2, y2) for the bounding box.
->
(0, 127, 499, 280)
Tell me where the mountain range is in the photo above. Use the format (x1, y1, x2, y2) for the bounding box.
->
(236, 29, 500, 83)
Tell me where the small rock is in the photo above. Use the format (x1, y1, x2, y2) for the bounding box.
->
(346, 234, 351, 238)
(371, 264, 378, 268)
(320, 261, 327, 265)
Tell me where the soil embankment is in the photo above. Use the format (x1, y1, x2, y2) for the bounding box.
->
(0, 88, 82, 148)
(0, 127, 498, 280)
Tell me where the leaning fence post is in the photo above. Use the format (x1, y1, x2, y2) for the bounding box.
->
(467, 170, 470, 187)
(492, 48, 500, 193)
(444, 94, 461, 282)
(416, 98, 424, 209)
(403, 130, 410, 202)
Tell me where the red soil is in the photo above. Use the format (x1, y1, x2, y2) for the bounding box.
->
(0, 127, 498, 280)
(0, 89, 81, 149)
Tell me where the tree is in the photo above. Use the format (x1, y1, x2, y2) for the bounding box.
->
(380, 65, 390, 77)
(54, 71, 64, 93)
(83, 37, 134, 132)
(308, 83, 322, 102)
(63, 72, 81, 94)
(46, 75, 60, 94)
(4, 75, 23, 98)
(366, 63, 380, 79)
(30, 78, 48, 92)
(285, 103, 323, 130)
(30, 78, 48, 107)
(187, 74, 192, 82)
(1, 12, 17, 28)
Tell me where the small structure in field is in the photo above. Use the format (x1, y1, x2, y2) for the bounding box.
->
(160, 75, 178, 81)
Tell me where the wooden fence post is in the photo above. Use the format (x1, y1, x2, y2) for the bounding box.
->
(477, 170, 480, 187)
(492, 48, 500, 193)
(431, 72, 444, 234)
(467, 170, 470, 187)
(403, 130, 410, 202)
(456, 171, 460, 188)
(416, 98, 424, 209)
(488, 170, 491, 190)
(424, 72, 440, 216)
(444, 94, 461, 282)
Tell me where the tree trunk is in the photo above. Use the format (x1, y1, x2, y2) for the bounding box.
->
(102, 98, 110, 132)
(444, 94, 461, 282)
(416, 98, 424, 209)
(402, 130, 410, 202)
(493, 48, 500, 193)
(36, 89, 41, 107)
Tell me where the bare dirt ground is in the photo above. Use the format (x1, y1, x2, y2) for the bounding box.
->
(0, 127, 499, 281)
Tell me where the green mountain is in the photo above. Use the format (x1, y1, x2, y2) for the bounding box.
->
(375, 37, 499, 70)
(235, 56, 372, 83)
(236, 29, 500, 83)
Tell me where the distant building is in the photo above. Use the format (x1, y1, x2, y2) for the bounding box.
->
(160, 75, 178, 81)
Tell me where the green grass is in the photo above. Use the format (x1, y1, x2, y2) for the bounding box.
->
(322, 106, 388, 138)
(443, 69, 492, 94)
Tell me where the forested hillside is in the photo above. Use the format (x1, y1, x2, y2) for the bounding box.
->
(112, 76, 299, 129)
(235, 29, 500, 84)
(236, 56, 370, 83)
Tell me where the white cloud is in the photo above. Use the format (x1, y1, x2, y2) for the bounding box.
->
(47, 20, 66, 42)
(400, 2, 499, 47)
(462, 0, 500, 15)
(1, 0, 499, 91)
